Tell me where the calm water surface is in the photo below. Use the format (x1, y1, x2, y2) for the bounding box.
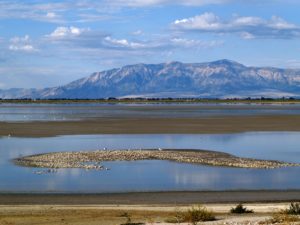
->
(1, 103, 300, 121)
(0, 132, 300, 193)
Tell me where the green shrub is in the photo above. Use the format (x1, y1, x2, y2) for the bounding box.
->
(230, 203, 253, 214)
(284, 202, 300, 215)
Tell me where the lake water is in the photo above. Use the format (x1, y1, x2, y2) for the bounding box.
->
(0, 132, 300, 193)
(1, 103, 300, 121)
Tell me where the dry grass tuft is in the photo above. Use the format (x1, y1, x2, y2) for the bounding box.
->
(165, 205, 215, 224)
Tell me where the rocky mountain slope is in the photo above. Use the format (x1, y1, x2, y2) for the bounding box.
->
(1, 59, 300, 99)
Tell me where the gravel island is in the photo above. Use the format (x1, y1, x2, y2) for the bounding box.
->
(13, 149, 300, 169)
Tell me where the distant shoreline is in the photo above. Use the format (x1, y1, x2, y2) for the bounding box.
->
(1, 98, 300, 104)
(0, 190, 300, 205)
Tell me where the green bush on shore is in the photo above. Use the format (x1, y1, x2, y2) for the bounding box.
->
(230, 203, 254, 214)
(283, 202, 300, 215)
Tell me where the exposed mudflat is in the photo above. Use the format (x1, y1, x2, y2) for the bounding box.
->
(1, 191, 300, 205)
(14, 149, 300, 169)
(2, 115, 300, 137)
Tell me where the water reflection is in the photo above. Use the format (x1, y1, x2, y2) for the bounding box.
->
(0, 132, 300, 192)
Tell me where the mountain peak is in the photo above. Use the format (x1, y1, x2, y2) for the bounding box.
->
(210, 59, 245, 67)
(1, 60, 300, 99)
(165, 61, 183, 66)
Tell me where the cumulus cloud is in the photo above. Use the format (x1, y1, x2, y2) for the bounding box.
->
(174, 13, 221, 30)
(46, 26, 148, 50)
(45, 26, 221, 53)
(172, 12, 300, 39)
(170, 38, 223, 48)
(49, 26, 88, 38)
(102, 36, 221, 50)
(9, 35, 37, 52)
(104, 36, 146, 49)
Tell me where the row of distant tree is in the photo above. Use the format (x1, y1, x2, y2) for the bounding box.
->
(0, 97, 298, 101)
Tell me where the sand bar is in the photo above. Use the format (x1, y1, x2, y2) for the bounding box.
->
(13, 149, 300, 169)
(2, 115, 300, 137)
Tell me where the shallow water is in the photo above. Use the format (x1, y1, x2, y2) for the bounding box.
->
(0, 132, 300, 193)
(1, 103, 300, 121)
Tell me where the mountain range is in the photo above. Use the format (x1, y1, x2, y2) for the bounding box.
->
(1, 59, 300, 99)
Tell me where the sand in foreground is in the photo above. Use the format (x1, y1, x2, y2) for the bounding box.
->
(0, 203, 298, 225)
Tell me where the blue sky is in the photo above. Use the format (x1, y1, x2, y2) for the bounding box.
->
(1, 0, 300, 89)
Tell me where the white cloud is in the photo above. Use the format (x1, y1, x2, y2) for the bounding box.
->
(23, 25, 224, 74)
(45, 12, 58, 19)
(49, 26, 88, 38)
(284, 59, 300, 69)
(0, 0, 233, 23)
(76, 13, 112, 23)
(104, 36, 146, 48)
(0, 1, 65, 23)
(171, 38, 223, 48)
(1, 0, 300, 24)
(132, 30, 143, 35)
(8, 35, 37, 52)
(172, 12, 300, 39)
(174, 12, 221, 30)
(45, 25, 222, 51)
(269, 16, 297, 29)
(9, 45, 34, 52)
(240, 32, 255, 39)
(45, 27, 148, 50)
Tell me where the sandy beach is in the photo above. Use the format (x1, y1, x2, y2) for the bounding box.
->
(0, 202, 298, 225)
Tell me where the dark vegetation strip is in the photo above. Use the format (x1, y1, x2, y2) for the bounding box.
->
(0, 97, 300, 104)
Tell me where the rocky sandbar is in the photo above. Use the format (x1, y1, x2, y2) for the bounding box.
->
(13, 149, 300, 169)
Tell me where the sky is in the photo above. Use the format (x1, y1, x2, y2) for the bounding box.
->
(1, 0, 300, 89)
